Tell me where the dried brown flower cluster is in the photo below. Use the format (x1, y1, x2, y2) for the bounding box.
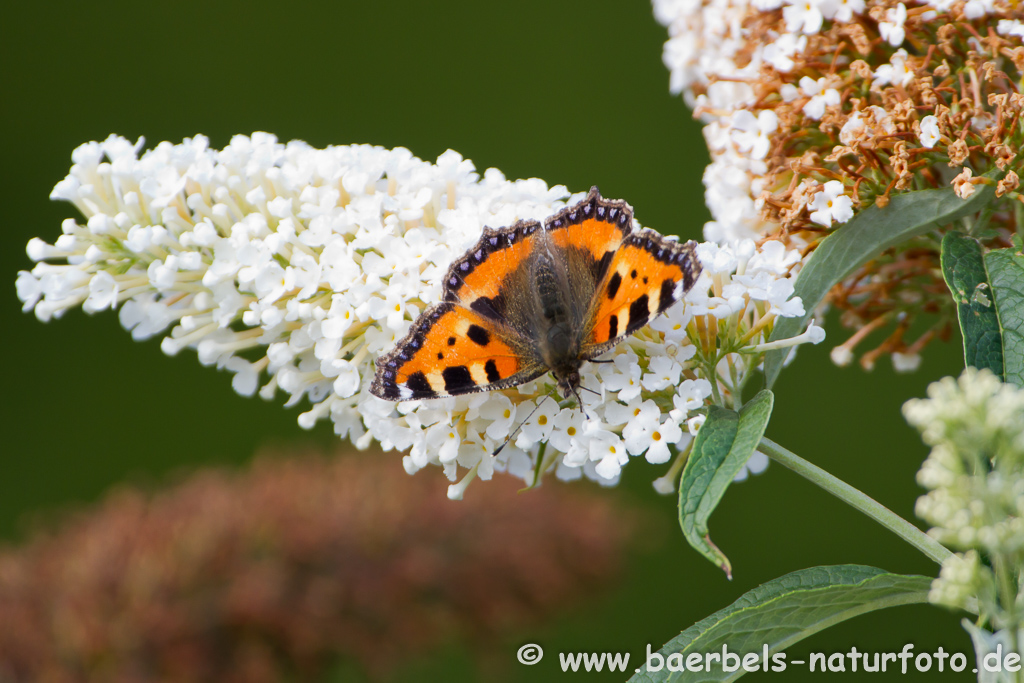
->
(0, 450, 634, 682)
(657, 0, 1024, 370)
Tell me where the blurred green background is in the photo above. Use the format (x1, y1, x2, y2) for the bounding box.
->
(2, 1, 973, 680)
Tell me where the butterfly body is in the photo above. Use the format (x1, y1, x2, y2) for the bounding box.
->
(370, 187, 700, 402)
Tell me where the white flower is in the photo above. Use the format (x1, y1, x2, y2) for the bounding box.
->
(670, 379, 713, 422)
(799, 77, 841, 120)
(622, 402, 683, 465)
(687, 414, 706, 436)
(808, 180, 854, 226)
(878, 3, 907, 46)
(590, 431, 629, 480)
(829, 0, 865, 21)
(998, 19, 1024, 37)
(427, 422, 461, 464)
(763, 33, 808, 72)
(918, 115, 941, 148)
(732, 450, 770, 482)
(873, 49, 914, 87)
(603, 353, 643, 402)
(730, 110, 779, 160)
(642, 355, 683, 392)
(783, 0, 825, 35)
(516, 398, 559, 446)
(891, 351, 921, 373)
(479, 394, 517, 441)
(963, 0, 994, 18)
(548, 408, 585, 454)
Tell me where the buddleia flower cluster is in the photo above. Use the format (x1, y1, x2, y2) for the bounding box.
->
(904, 369, 1024, 661)
(654, 0, 1024, 372)
(0, 449, 632, 682)
(17, 134, 823, 496)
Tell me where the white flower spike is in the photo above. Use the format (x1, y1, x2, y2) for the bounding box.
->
(21, 134, 823, 496)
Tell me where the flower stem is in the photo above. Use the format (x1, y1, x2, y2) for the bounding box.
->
(758, 437, 952, 566)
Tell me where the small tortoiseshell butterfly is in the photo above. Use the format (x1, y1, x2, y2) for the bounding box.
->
(370, 187, 701, 403)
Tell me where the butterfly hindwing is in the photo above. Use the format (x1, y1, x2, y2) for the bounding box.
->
(371, 302, 546, 400)
(581, 230, 700, 357)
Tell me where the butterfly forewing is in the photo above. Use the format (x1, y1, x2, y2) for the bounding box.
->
(441, 219, 541, 320)
(581, 231, 700, 358)
(544, 186, 633, 273)
(371, 221, 549, 400)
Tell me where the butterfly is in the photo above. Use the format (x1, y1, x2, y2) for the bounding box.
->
(370, 187, 701, 404)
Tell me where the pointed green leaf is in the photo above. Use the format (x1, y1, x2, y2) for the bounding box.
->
(628, 566, 932, 683)
(942, 231, 1003, 378)
(983, 237, 1024, 387)
(678, 391, 774, 577)
(763, 174, 1001, 388)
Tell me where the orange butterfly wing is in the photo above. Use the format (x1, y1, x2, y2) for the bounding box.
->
(542, 187, 701, 357)
(371, 187, 702, 401)
(545, 186, 633, 266)
(582, 230, 700, 357)
(372, 220, 548, 400)
(371, 302, 545, 399)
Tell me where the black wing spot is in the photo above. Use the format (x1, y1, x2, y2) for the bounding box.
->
(594, 250, 614, 281)
(628, 295, 650, 332)
(469, 294, 505, 321)
(643, 276, 648, 284)
(442, 365, 475, 394)
(467, 324, 490, 346)
(484, 359, 501, 383)
(447, 336, 456, 346)
(406, 372, 435, 397)
(437, 352, 444, 360)
(660, 279, 677, 311)
(608, 314, 618, 340)
(607, 272, 622, 299)
(631, 269, 637, 279)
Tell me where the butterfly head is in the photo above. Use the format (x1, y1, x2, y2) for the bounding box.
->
(557, 370, 581, 397)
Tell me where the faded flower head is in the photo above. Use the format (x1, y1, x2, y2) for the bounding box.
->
(905, 368, 1024, 630)
(0, 448, 635, 683)
(18, 135, 823, 495)
(655, 0, 1024, 371)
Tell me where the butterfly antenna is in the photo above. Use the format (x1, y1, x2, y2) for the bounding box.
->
(569, 384, 592, 422)
(493, 395, 549, 456)
(579, 386, 601, 396)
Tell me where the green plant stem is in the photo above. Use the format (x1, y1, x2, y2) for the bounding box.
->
(759, 437, 952, 566)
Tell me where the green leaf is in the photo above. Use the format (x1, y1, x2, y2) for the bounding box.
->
(942, 231, 1003, 378)
(629, 566, 932, 683)
(983, 237, 1024, 387)
(678, 391, 774, 578)
(763, 174, 1001, 388)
